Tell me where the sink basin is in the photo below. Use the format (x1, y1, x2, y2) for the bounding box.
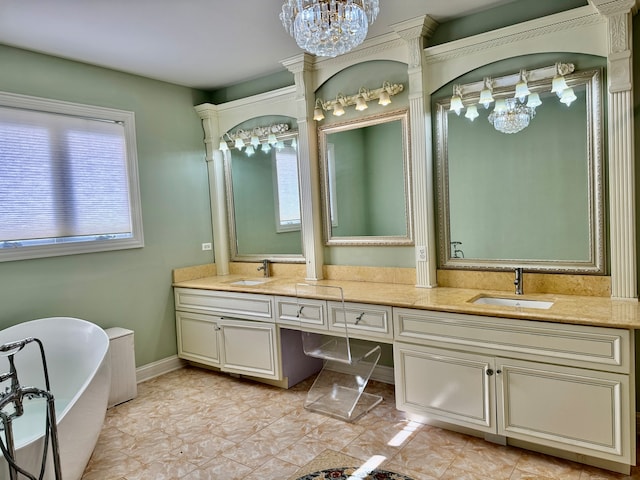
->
(472, 296, 553, 310)
(229, 278, 270, 286)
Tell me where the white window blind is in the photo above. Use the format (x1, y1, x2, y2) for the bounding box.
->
(0, 92, 144, 261)
(273, 146, 301, 232)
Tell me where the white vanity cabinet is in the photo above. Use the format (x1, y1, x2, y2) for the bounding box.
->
(393, 308, 634, 471)
(174, 287, 281, 380)
(327, 301, 393, 341)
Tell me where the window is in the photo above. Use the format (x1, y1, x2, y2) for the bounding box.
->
(272, 145, 301, 232)
(0, 92, 144, 261)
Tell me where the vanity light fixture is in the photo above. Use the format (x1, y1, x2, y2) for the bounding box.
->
(220, 123, 297, 156)
(333, 94, 346, 116)
(313, 99, 325, 121)
(313, 81, 403, 121)
(478, 77, 494, 108)
(551, 62, 571, 96)
(355, 87, 369, 111)
(449, 85, 464, 115)
(464, 104, 479, 121)
(514, 70, 530, 101)
(451, 62, 576, 134)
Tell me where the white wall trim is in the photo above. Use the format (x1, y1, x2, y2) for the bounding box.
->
(136, 355, 186, 383)
(135, 355, 395, 386)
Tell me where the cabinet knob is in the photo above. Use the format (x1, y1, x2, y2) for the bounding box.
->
(213, 325, 221, 331)
(486, 369, 494, 376)
(296, 306, 304, 318)
(496, 369, 502, 374)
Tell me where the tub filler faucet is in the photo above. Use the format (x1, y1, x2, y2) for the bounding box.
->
(257, 259, 270, 278)
(514, 267, 524, 295)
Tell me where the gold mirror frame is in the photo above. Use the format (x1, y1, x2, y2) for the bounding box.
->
(435, 68, 605, 273)
(318, 109, 413, 246)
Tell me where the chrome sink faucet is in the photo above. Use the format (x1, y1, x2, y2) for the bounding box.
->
(514, 267, 524, 295)
(257, 259, 270, 278)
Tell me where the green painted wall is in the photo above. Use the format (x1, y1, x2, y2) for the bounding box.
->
(0, 44, 212, 367)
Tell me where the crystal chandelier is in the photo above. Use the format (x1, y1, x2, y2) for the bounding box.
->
(280, 0, 380, 58)
(487, 98, 536, 134)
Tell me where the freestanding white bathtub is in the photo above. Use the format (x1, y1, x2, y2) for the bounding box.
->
(0, 317, 111, 480)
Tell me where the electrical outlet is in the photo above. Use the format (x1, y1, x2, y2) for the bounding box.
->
(416, 245, 427, 262)
(201, 242, 212, 251)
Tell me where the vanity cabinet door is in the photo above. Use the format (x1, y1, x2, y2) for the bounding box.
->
(394, 342, 496, 433)
(496, 358, 632, 465)
(176, 311, 221, 367)
(219, 319, 281, 380)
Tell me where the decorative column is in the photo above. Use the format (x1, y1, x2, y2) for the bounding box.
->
(392, 16, 439, 288)
(590, 0, 638, 299)
(194, 104, 230, 275)
(282, 54, 325, 280)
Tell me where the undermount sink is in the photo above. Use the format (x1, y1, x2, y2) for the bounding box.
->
(229, 278, 270, 286)
(472, 296, 554, 310)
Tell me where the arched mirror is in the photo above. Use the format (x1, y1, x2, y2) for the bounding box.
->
(435, 65, 604, 273)
(318, 109, 412, 246)
(223, 121, 303, 261)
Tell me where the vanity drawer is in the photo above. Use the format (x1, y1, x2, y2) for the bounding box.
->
(393, 308, 630, 373)
(275, 296, 328, 331)
(328, 301, 393, 341)
(174, 287, 274, 322)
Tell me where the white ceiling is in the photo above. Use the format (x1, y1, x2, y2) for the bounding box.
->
(0, 0, 520, 90)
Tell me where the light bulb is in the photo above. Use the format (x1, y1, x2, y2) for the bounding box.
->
(515, 80, 530, 102)
(526, 92, 542, 108)
(479, 89, 494, 109)
(464, 104, 479, 121)
(290, 137, 297, 149)
(268, 133, 277, 145)
(250, 135, 260, 148)
(234, 137, 244, 151)
(449, 95, 463, 116)
(493, 98, 507, 113)
(560, 87, 577, 106)
(245, 145, 255, 156)
(333, 102, 345, 116)
(313, 107, 325, 121)
(261, 143, 271, 154)
(551, 75, 568, 96)
(355, 95, 368, 111)
(218, 139, 229, 152)
(378, 90, 391, 106)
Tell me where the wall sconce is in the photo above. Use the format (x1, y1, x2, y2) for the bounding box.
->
(220, 123, 297, 156)
(479, 77, 494, 108)
(313, 81, 404, 121)
(313, 99, 325, 121)
(450, 62, 577, 134)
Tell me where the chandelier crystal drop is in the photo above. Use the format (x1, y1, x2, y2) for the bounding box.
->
(280, 0, 379, 58)
(487, 98, 536, 134)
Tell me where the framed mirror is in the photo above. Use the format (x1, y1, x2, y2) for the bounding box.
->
(435, 67, 604, 273)
(224, 129, 303, 262)
(318, 109, 412, 246)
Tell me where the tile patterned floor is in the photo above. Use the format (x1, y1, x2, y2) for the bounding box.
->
(82, 366, 640, 480)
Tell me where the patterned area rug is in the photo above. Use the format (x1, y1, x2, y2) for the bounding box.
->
(295, 467, 414, 479)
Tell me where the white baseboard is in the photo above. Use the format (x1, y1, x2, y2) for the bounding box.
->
(134, 355, 394, 386)
(136, 355, 186, 383)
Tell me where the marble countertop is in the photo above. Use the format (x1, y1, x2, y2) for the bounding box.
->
(173, 274, 640, 330)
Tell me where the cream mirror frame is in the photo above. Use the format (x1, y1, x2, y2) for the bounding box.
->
(435, 67, 605, 273)
(318, 109, 413, 246)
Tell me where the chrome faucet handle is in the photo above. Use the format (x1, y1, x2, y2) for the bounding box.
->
(514, 267, 524, 295)
(257, 259, 270, 278)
